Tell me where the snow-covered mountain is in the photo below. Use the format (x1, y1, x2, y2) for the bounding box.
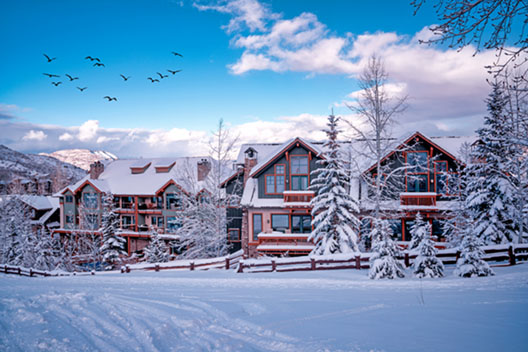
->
(40, 149, 118, 171)
(0, 145, 87, 195)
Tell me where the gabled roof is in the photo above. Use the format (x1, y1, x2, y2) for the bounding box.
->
(249, 137, 324, 178)
(364, 131, 476, 174)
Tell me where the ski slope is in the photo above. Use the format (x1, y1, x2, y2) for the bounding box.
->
(1, 264, 527, 351)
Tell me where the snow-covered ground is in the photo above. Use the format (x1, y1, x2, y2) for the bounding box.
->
(1, 264, 527, 352)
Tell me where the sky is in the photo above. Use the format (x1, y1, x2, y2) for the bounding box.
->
(0, 0, 505, 158)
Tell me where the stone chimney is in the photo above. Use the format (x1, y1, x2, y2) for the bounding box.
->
(197, 159, 211, 181)
(90, 161, 104, 180)
(243, 147, 258, 185)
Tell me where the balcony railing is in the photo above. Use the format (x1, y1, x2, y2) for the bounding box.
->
(283, 191, 314, 207)
(400, 192, 437, 207)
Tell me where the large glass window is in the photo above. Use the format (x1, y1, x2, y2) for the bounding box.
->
(166, 193, 182, 210)
(407, 152, 428, 172)
(407, 174, 428, 192)
(291, 176, 308, 191)
(291, 156, 308, 174)
(83, 193, 98, 208)
(292, 215, 311, 233)
(406, 151, 429, 192)
(252, 214, 262, 241)
(265, 164, 285, 194)
(271, 214, 289, 232)
(166, 216, 182, 233)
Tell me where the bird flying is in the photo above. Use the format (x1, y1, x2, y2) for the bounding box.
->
(120, 74, 131, 81)
(147, 77, 160, 83)
(93, 62, 105, 67)
(77, 87, 87, 92)
(167, 69, 182, 75)
(51, 82, 62, 86)
(103, 96, 117, 101)
(157, 72, 168, 79)
(171, 52, 183, 57)
(65, 74, 79, 81)
(43, 73, 60, 78)
(85, 56, 101, 62)
(43, 54, 56, 62)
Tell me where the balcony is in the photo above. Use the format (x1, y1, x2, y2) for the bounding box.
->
(400, 192, 437, 207)
(283, 191, 314, 208)
(257, 232, 314, 255)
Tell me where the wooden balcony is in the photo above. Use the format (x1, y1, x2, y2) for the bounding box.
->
(283, 191, 314, 208)
(400, 192, 437, 207)
(257, 232, 314, 255)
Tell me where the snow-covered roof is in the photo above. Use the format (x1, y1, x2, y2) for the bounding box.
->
(64, 157, 229, 196)
(18, 195, 59, 211)
(235, 143, 282, 164)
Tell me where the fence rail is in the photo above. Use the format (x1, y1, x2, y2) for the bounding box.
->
(0, 265, 60, 277)
(237, 243, 528, 273)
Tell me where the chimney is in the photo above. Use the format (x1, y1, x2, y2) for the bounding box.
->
(197, 159, 211, 181)
(243, 147, 258, 185)
(90, 161, 104, 180)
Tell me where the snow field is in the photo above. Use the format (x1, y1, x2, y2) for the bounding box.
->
(1, 264, 527, 352)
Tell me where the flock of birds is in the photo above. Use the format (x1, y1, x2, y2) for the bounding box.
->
(41, 52, 183, 102)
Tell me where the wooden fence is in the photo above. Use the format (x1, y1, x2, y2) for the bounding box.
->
(237, 243, 528, 273)
(0, 265, 62, 277)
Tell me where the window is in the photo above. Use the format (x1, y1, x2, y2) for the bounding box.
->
(121, 196, 134, 209)
(252, 214, 262, 241)
(271, 214, 289, 232)
(121, 215, 135, 230)
(65, 195, 73, 203)
(406, 151, 429, 192)
(265, 164, 285, 194)
(152, 216, 164, 227)
(166, 216, 182, 233)
(228, 229, 240, 242)
(85, 214, 99, 230)
(166, 193, 182, 210)
(404, 220, 415, 242)
(290, 156, 309, 191)
(292, 215, 311, 233)
(432, 219, 445, 242)
(389, 219, 403, 241)
(66, 215, 73, 223)
(434, 161, 447, 194)
(83, 193, 98, 208)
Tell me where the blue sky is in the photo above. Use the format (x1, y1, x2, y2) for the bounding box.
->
(0, 0, 500, 157)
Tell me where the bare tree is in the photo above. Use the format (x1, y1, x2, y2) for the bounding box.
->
(412, 0, 528, 74)
(345, 55, 408, 220)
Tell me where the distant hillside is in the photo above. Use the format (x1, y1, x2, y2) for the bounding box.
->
(40, 149, 118, 171)
(0, 145, 87, 195)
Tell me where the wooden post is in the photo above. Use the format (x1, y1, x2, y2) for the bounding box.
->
(271, 259, 276, 272)
(190, 262, 195, 271)
(126, 265, 130, 273)
(120, 267, 125, 273)
(456, 250, 461, 262)
(155, 264, 160, 272)
(17, 267, 21, 275)
(237, 262, 244, 273)
(311, 258, 316, 270)
(29, 269, 33, 277)
(508, 245, 516, 266)
(225, 258, 230, 270)
(355, 256, 361, 270)
(404, 253, 410, 267)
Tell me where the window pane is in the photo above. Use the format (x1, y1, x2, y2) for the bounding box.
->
(271, 214, 289, 232)
(436, 174, 447, 194)
(228, 229, 240, 241)
(432, 220, 445, 241)
(166, 216, 181, 233)
(408, 174, 428, 192)
(266, 175, 275, 193)
(276, 165, 285, 174)
(253, 214, 262, 241)
(291, 156, 308, 174)
(434, 162, 447, 173)
(292, 176, 308, 190)
(408, 152, 428, 171)
(276, 176, 284, 193)
(292, 215, 311, 233)
(83, 193, 98, 208)
(389, 219, 403, 241)
(404, 220, 415, 242)
(166, 193, 182, 210)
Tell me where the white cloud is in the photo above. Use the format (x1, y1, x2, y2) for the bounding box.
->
(59, 133, 73, 141)
(22, 130, 47, 141)
(78, 120, 99, 142)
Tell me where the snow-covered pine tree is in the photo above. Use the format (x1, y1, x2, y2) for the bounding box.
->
(0, 197, 31, 265)
(465, 82, 517, 244)
(454, 229, 494, 277)
(100, 193, 126, 268)
(309, 113, 360, 255)
(408, 212, 429, 251)
(34, 228, 58, 271)
(412, 229, 444, 278)
(144, 228, 169, 263)
(368, 219, 405, 279)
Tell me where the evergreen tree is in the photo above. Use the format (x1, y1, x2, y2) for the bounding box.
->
(465, 82, 516, 244)
(144, 228, 169, 263)
(368, 219, 405, 279)
(454, 229, 494, 277)
(412, 230, 444, 278)
(100, 193, 126, 268)
(408, 212, 429, 251)
(34, 228, 58, 271)
(0, 197, 31, 265)
(309, 113, 360, 255)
